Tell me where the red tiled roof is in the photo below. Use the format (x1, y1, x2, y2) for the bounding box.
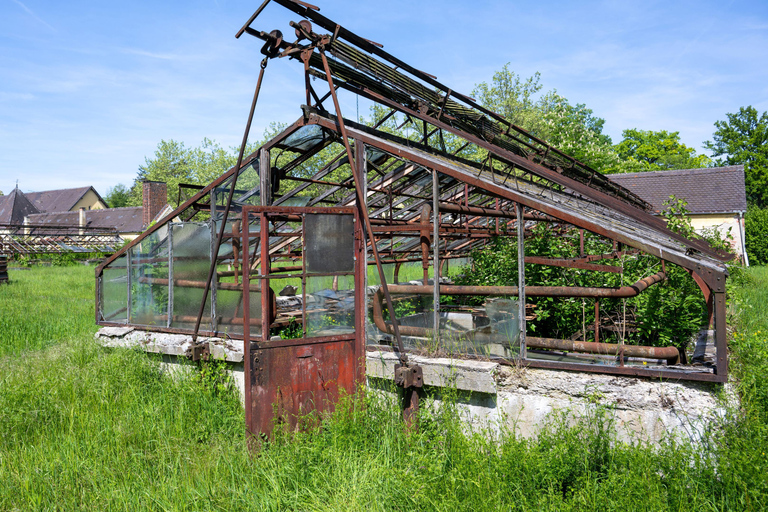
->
(608, 166, 747, 215)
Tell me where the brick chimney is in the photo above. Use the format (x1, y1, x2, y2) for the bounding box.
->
(142, 181, 167, 227)
(79, 207, 86, 235)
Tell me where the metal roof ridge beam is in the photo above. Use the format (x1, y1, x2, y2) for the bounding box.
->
(306, 98, 725, 261)
(311, 114, 726, 277)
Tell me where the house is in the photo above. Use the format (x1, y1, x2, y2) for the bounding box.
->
(0, 181, 171, 241)
(609, 166, 748, 264)
(0, 187, 40, 226)
(25, 186, 108, 213)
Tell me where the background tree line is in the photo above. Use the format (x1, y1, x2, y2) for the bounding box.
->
(104, 66, 768, 262)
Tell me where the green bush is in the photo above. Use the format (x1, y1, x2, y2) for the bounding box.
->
(745, 206, 768, 265)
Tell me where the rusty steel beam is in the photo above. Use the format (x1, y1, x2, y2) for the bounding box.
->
(524, 256, 623, 273)
(437, 202, 555, 222)
(376, 272, 664, 299)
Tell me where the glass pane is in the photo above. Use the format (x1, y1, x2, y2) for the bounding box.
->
(272, 276, 303, 340)
(306, 275, 355, 337)
(215, 287, 261, 337)
(213, 213, 259, 337)
(282, 124, 328, 152)
(129, 231, 169, 328)
(305, 214, 354, 273)
(100, 254, 128, 323)
(233, 161, 261, 206)
(170, 222, 212, 331)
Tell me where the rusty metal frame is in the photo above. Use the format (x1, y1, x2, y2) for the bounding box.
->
(94, 0, 732, 388)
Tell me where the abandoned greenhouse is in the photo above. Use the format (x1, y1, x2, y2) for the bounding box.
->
(95, 0, 733, 437)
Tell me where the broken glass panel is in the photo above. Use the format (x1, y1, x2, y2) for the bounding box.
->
(129, 230, 169, 328)
(100, 254, 128, 323)
(170, 222, 212, 331)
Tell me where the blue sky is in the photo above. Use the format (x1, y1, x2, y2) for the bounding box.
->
(1, 0, 766, 197)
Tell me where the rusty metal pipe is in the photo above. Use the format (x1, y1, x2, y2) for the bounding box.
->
(138, 276, 262, 292)
(527, 337, 680, 365)
(372, 271, 665, 338)
(379, 271, 664, 298)
(371, 290, 678, 364)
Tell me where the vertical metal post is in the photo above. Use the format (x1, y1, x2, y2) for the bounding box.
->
(516, 203, 526, 358)
(594, 299, 600, 344)
(241, 211, 252, 438)
(259, 149, 271, 341)
(126, 248, 132, 323)
(167, 226, 173, 328)
(714, 291, 728, 380)
(260, 213, 270, 342)
(210, 219, 217, 331)
(355, 140, 367, 383)
(432, 169, 440, 339)
(260, 148, 271, 206)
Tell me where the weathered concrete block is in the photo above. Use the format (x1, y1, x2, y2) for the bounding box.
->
(366, 350, 498, 394)
(96, 328, 731, 445)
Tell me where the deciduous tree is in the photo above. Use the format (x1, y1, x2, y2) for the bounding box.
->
(104, 184, 131, 208)
(704, 106, 768, 208)
(472, 66, 620, 171)
(614, 129, 711, 172)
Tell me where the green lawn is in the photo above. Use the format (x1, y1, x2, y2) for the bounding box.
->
(0, 264, 766, 511)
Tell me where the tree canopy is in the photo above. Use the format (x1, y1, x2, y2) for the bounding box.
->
(472, 66, 620, 172)
(124, 138, 260, 208)
(704, 106, 768, 208)
(614, 129, 711, 172)
(104, 184, 131, 208)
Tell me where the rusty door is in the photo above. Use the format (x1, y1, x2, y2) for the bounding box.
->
(241, 206, 365, 439)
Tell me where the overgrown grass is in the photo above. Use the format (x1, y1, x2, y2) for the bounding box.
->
(0, 265, 97, 356)
(0, 265, 766, 510)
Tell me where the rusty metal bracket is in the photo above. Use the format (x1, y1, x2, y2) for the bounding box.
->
(395, 363, 423, 426)
(187, 342, 211, 362)
(394, 363, 423, 389)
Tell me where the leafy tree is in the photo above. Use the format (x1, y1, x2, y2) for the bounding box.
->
(104, 184, 131, 208)
(472, 66, 620, 171)
(0, 190, 4, 196)
(472, 67, 547, 133)
(704, 106, 768, 208)
(613, 129, 711, 172)
(128, 138, 260, 208)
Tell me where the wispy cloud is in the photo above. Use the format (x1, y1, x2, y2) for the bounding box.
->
(9, 0, 56, 32)
(120, 48, 183, 61)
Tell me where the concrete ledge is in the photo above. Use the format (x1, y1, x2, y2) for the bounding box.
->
(96, 328, 732, 444)
(96, 327, 243, 362)
(366, 350, 498, 394)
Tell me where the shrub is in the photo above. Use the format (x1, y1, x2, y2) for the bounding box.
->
(451, 198, 720, 350)
(745, 206, 768, 265)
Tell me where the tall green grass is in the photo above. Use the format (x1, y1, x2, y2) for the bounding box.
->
(0, 265, 97, 356)
(0, 265, 766, 510)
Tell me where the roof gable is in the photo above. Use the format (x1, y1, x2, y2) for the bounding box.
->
(608, 166, 747, 215)
(0, 188, 40, 224)
(25, 186, 98, 213)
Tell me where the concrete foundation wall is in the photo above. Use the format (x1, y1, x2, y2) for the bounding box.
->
(96, 328, 732, 445)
